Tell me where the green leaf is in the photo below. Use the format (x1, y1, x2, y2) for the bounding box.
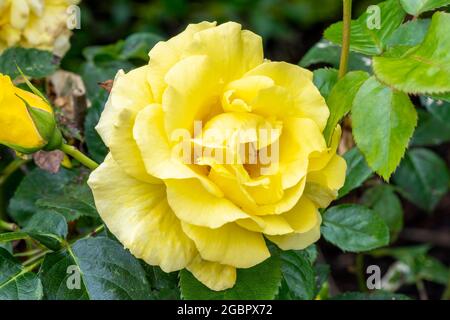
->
(386, 19, 431, 47)
(40, 237, 152, 300)
(121, 32, 162, 61)
(322, 204, 390, 252)
(412, 102, 450, 146)
(8, 168, 77, 226)
(314, 263, 330, 296)
(332, 290, 411, 300)
(300, 39, 372, 72)
(323, 71, 369, 144)
(373, 12, 450, 95)
(338, 148, 373, 198)
(313, 68, 339, 100)
(324, 0, 406, 55)
(36, 181, 98, 221)
(179, 255, 282, 300)
(362, 185, 404, 239)
(84, 91, 109, 163)
(280, 250, 316, 300)
(0, 47, 59, 79)
(400, 0, 450, 16)
(0, 248, 43, 300)
(23, 210, 67, 250)
(413, 97, 450, 146)
(393, 148, 449, 212)
(352, 77, 417, 180)
(141, 264, 179, 300)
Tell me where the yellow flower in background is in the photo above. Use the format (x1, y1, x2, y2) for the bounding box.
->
(0, 73, 61, 153)
(88, 22, 346, 291)
(0, 0, 80, 56)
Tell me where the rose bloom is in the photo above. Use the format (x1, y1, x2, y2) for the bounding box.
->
(88, 22, 346, 291)
(0, 73, 59, 153)
(0, 0, 79, 56)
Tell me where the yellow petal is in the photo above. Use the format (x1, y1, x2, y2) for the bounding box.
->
(309, 125, 342, 172)
(96, 66, 159, 184)
(187, 255, 236, 291)
(222, 75, 274, 113)
(14, 87, 52, 113)
(88, 154, 197, 272)
(198, 112, 282, 150)
(279, 117, 327, 189)
(133, 104, 221, 195)
(267, 212, 322, 250)
(246, 62, 329, 130)
(282, 196, 319, 233)
(165, 178, 252, 228)
(186, 22, 263, 83)
(237, 196, 318, 235)
(163, 55, 222, 135)
(182, 221, 270, 268)
(308, 155, 347, 191)
(238, 215, 293, 236)
(148, 21, 217, 102)
(0, 75, 44, 149)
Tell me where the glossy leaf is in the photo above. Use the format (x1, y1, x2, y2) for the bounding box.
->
(36, 182, 98, 221)
(322, 204, 390, 252)
(385, 19, 431, 48)
(0, 248, 43, 300)
(40, 237, 152, 300)
(313, 68, 339, 100)
(338, 147, 373, 198)
(23, 210, 68, 250)
(393, 148, 449, 212)
(179, 255, 282, 300)
(280, 250, 315, 300)
(362, 185, 404, 239)
(400, 0, 450, 16)
(352, 77, 417, 180)
(8, 168, 77, 226)
(300, 39, 372, 72)
(324, 0, 406, 55)
(323, 71, 369, 144)
(0, 47, 59, 79)
(373, 12, 450, 95)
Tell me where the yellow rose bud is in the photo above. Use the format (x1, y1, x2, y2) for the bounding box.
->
(88, 22, 347, 291)
(0, 73, 62, 153)
(0, 0, 80, 56)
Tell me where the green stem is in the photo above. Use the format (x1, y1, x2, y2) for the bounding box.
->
(60, 144, 99, 170)
(0, 219, 18, 232)
(0, 158, 28, 186)
(23, 250, 50, 267)
(339, 0, 352, 79)
(356, 253, 367, 292)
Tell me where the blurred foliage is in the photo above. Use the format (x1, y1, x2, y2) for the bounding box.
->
(63, 0, 382, 71)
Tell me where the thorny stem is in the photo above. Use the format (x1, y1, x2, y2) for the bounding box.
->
(60, 143, 99, 170)
(339, 0, 352, 79)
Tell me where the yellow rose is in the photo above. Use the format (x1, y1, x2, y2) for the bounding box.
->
(88, 22, 346, 291)
(0, 73, 61, 153)
(0, 0, 80, 56)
